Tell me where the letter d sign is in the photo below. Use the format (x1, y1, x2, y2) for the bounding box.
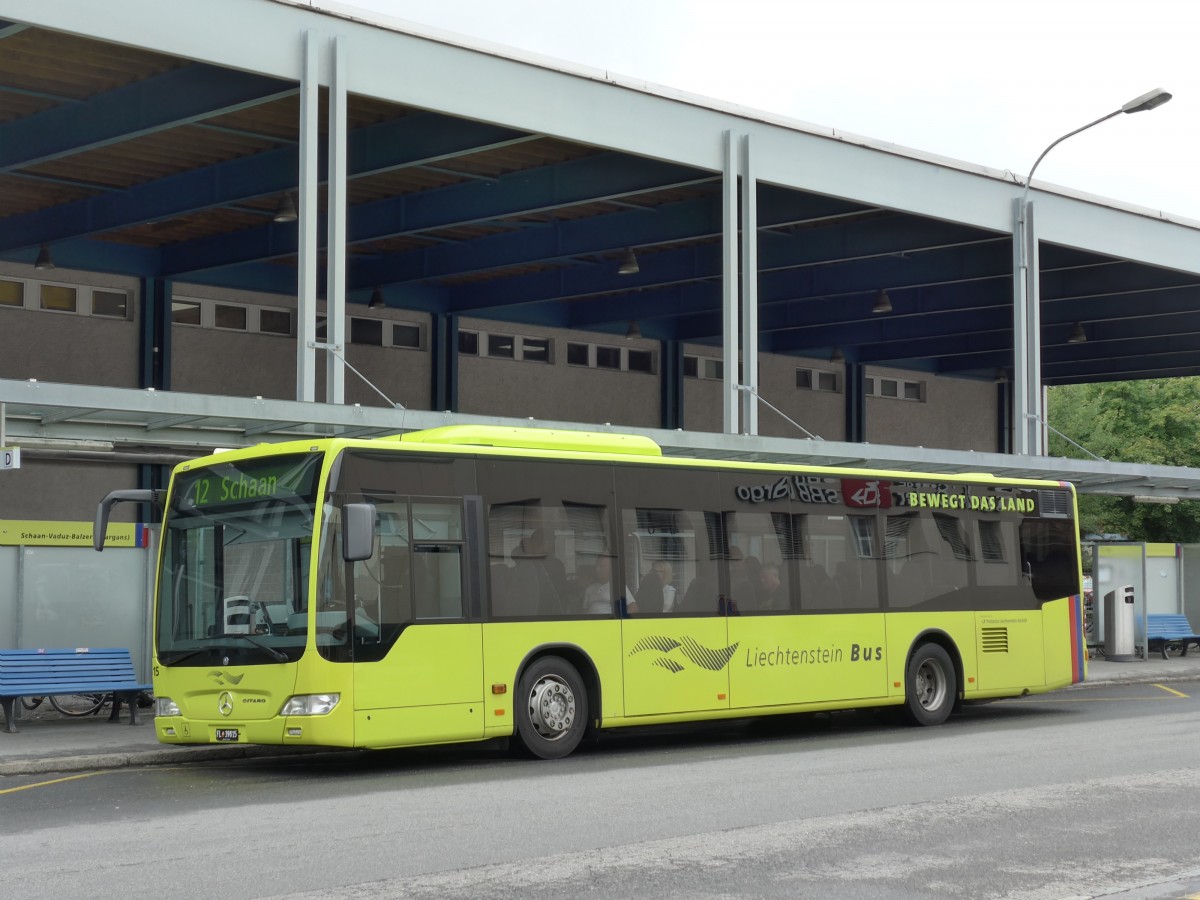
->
(1, 448, 20, 470)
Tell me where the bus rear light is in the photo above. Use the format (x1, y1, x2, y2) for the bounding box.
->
(280, 693, 340, 716)
(156, 697, 181, 717)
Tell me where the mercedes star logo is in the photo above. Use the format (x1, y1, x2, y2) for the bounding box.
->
(218, 691, 234, 716)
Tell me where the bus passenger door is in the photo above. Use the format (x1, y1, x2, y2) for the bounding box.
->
(350, 500, 485, 747)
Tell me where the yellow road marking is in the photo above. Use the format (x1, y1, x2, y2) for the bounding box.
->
(0, 771, 103, 795)
(998, 691, 1186, 704)
(1153, 683, 1190, 698)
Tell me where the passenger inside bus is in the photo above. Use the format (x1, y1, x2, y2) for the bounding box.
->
(580, 555, 615, 615)
(757, 562, 788, 610)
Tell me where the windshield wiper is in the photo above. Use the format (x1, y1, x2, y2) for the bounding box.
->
(162, 635, 289, 666)
(224, 633, 289, 662)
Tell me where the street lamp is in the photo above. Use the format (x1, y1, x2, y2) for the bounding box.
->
(1012, 87, 1172, 456)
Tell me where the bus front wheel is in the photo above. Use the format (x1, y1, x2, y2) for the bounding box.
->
(514, 656, 588, 759)
(904, 643, 956, 726)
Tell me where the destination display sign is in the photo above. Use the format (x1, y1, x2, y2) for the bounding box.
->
(172, 454, 322, 512)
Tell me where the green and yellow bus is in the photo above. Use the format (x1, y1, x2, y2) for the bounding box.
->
(97, 425, 1085, 759)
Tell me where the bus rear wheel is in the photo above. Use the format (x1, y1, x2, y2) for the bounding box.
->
(904, 643, 956, 726)
(514, 656, 588, 760)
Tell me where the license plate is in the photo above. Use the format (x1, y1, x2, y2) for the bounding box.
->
(215, 728, 239, 742)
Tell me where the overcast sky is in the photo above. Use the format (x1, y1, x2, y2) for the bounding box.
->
(338, 0, 1198, 222)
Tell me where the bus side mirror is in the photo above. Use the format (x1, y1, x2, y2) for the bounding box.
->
(342, 503, 376, 562)
(94, 489, 162, 551)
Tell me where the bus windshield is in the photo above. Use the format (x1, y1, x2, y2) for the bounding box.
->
(157, 453, 323, 666)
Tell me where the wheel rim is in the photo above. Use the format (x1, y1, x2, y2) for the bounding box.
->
(914, 658, 947, 711)
(527, 674, 576, 741)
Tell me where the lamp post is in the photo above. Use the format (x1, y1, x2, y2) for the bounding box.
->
(1012, 87, 1171, 456)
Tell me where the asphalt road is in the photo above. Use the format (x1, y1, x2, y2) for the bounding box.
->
(3, 682, 1200, 900)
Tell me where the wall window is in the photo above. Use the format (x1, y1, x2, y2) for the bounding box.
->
(0, 276, 133, 319)
(0, 279, 23, 307)
(173, 300, 202, 325)
(92, 290, 128, 319)
(39, 284, 77, 313)
(596, 345, 620, 369)
(683, 355, 723, 380)
(866, 376, 925, 401)
(487, 333, 516, 359)
(627, 349, 653, 373)
(350, 317, 384, 346)
(345, 316, 424, 349)
(458, 329, 547, 362)
(171, 296, 311, 340)
(567, 342, 589, 366)
(522, 337, 550, 363)
(259, 308, 292, 336)
(392, 323, 421, 349)
(796, 368, 840, 392)
(214, 303, 247, 331)
(569, 341, 656, 374)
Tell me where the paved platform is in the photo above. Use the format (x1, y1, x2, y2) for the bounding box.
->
(2, 654, 1199, 777)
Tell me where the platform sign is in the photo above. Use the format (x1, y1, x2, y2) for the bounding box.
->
(0, 447, 18, 470)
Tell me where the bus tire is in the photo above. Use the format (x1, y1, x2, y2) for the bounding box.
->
(514, 656, 588, 760)
(903, 642, 956, 727)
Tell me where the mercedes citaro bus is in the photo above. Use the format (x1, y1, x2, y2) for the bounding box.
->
(96, 425, 1084, 759)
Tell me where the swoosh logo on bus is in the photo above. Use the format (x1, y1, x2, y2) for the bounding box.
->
(629, 635, 740, 673)
(207, 670, 245, 685)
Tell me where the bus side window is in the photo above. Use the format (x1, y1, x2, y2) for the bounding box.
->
(414, 544, 464, 618)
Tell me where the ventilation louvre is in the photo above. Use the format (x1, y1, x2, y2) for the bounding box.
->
(981, 626, 1009, 653)
(1038, 489, 1073, 519)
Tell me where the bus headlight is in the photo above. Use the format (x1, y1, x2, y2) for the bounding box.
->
(280, 693, 340, 716)
(156, 697, 181, 717)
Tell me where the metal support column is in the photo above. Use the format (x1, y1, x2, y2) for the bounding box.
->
(295, 29, 320, 402)
(996, 378, 1013, 453)
(740, 133, 758, 436)
(1012, 196, 1043, 455)
(721, 130, 739, 435)
(430, 313, 459, 412)
(139, 277, 170, 391)
(660, 339, 684, 430)
(844, 361, 865, 443)
(324, 33, 347, 405)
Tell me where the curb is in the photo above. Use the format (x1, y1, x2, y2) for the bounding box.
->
(0, 743, 326, 777)
(1076, 673, 1200, 689)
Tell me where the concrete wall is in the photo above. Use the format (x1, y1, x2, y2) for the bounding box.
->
(866, 364, 998, 452)
(458, 318, 661, 428)
(170, 283, 431, 408)
(0, 262, 140, 389)
(0, 459, 140, 521)
(681, 348, 847, 440)
(2, 272, 999, 454)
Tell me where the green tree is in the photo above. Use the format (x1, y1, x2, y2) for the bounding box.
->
(1047, 378, 1200, 542)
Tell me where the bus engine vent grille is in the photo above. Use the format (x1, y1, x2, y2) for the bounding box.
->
(981, 627, 1009, 654)
(1038, 489, 1072, 519)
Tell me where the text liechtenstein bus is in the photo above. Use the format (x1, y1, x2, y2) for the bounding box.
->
(96, 425, 1085, 759)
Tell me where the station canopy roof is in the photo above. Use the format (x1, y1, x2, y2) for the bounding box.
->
(3, 2, 1200, 500)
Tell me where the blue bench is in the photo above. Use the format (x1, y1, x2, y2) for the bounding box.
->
(1146, 614, 1200, 660)
(0, 648, 152, 734)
